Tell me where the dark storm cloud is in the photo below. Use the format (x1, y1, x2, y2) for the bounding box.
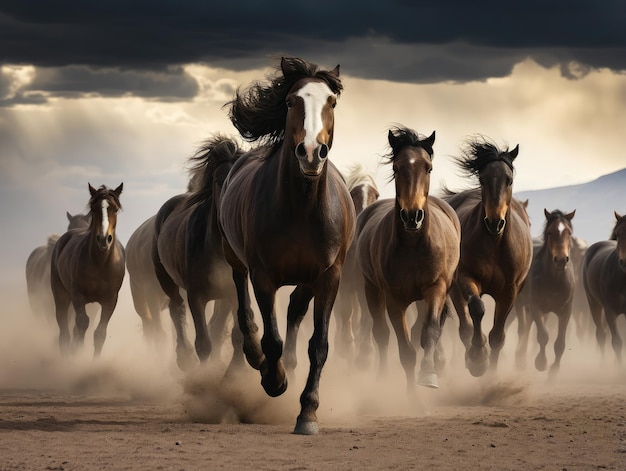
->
(1, 0, 625, 99)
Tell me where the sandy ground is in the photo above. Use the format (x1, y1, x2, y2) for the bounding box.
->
(1, 279, 625, 470)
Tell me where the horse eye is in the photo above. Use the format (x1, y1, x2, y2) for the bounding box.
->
(427, 167, 432, 174)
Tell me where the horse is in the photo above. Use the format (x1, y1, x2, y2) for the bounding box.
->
(219, 57, 355, 435)
(26, 212, 91, 322)
(333, 163, 379, 363)
(152, 135, 245, 372)
(582, 211, 626, 363)
(355, 126, 460, 391)
(444, 137, 533, 377)
(50, 184, 125, 356)
(513, 209, 576, 377)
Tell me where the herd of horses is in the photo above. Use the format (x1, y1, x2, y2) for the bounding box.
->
(24, 57, 626, 435)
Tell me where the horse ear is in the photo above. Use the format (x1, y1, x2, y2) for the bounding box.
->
(521, 199, 529, 209)
(280, 57, 299, 77)
(509, 144, 519, 160)
(114, 183, 123, 196)
(66, 211, 72, 221)
(426, 131, 436, 147)
(387, 129, 398, 150)
(88, 183, 97, 196)
(544, 208, 550, 219)
(615, 210, 623, 221)
(329, 64, 340, 78)
(567, 209, 576, 220)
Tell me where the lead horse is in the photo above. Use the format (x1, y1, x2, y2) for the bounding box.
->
(356, 126, 460, 391)
(582, 211, 626, 363)
(445, 138, 532, 376)
(51, 184, 125, 356)
(219, 57, 355, 435)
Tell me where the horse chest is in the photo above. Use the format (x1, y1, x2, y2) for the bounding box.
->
(531, 270, 574, 311)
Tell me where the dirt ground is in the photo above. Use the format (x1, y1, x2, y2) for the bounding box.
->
(1, 280, 625, 470)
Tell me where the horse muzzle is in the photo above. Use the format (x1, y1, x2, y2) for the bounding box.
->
(484, 217, 506, 235)
(96, 234, 113, 252)
(295, 142, 328, 177)
(400, 208, 425, 232)
(618, 257, 626, 273)
(552, 255, 569, 271)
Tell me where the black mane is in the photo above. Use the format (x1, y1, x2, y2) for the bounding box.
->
(226, 57, 342, 149)
(455, 136, 516, 178)
(88, 185, 122, 213)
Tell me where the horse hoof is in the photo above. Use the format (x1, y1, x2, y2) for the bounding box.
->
(260, 361, 288, 397)
(418, 371, 439, 389)
(293, 417, 319, 435)
(176, 346, 198, 372)
(534, 354, 547, 372)
(466, 350, 489, 377)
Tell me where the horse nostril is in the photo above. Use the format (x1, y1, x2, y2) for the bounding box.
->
(296, 142, 307, 158)
(107, 234, 113, 244)
(416, 209, 425, 224)
(319, 144, 329, 159)
(497, 219, 506, 233)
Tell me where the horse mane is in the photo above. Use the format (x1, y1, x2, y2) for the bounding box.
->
(47, 234, 60, 247)
(184, 134, 244, 209)
(226, 57, 343, 151)
(542, 209, 573, 241)
(343, 163, 378, 192)
(88, 185, 122, 213)
(455, 135, 516, 179)
(386, 126, 434, 160)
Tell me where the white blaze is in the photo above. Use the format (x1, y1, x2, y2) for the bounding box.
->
(101, 200, 110, 236)
(558, 221, 566, 235)
(296, 82, 334, 163)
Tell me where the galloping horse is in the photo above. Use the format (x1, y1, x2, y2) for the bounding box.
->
(514, 209, 576, 377)
(219, 57, 355, 435)
(334, 163, 379, 362)
(356, 127, 460, 390)
(582, 211, 626, 363)
(50, 184, 125, 356)
(152, 135, 244, 371)
(445, 138, 532, 376)
(26, 212, 90, 322)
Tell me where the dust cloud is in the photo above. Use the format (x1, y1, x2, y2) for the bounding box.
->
(1, 277, 624, 429)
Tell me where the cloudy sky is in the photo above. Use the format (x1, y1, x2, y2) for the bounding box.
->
(2, 1, 626, 283)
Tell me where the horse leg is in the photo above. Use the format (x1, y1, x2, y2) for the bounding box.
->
(71, 295, 90, 353)
(549, 305, 572, 379)
(587, 295, 606, 358)
(418, 283, 448, 389)
(332, 282, 355, 362)
(249, 271, 286, 397)
(409, 300, 424, 351)
(355, 284, 374, 368)
(514, 303, 532, 370)
(532, 310, 549, 372)
(53, 288, 72, 355)
(208, 299, 231, 362)
(294, 265, 341, 435)
(386, 298, 416, 394)
(93, 296, 118, 357)
(231, 269, 264, 370)
(222, 299, 248, 378)
(449, 282, 473, 350)
(604, 309, 623, 365)
(488, 293, 515, 374)
(363, 279, 388, 377)
(284, 285, 314, 373)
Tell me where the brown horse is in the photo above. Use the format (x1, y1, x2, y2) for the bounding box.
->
(50, 184, 125, 356)
(26, 212, 91, 322)
(333, 163, 379, 362)
(219, 57, 355, 435)
(582, 211, 626, 363)
(445, 138, 532, 377)
(356, 126, 460, 390)
(513, 209, 576, 377)
(152, 135, 244, 372)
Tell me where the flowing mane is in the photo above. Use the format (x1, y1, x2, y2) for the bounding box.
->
(343, 163, 378, 192)
(455, 136, 517, 179)
(226, 57, 343, 150)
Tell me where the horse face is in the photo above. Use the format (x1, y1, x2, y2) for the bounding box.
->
(479, 161, 513, 235)
(286, 79, 337, 177)
(350, 183, 379, 215)
(393, 146, 431, 232)
(89, 183, 122, 252)
(545, 212, 575, 271)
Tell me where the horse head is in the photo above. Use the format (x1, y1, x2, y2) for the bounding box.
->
(543, 208, 576, 271)
(388, 127, 435, 232)
(612, 211, 626, 273)
(88, 183, 123, 252)
(282, 58, 340, 177)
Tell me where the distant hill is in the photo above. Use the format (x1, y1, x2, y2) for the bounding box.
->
(515, 168, 626, 244)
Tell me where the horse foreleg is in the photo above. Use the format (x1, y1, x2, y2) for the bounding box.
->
(93, 296, 118, 357)
(230, 269, 263, 371)
(364, 279, 388, 377)
(488, 293, 515, 374)
(355, 283, 374, 368)
(208, 299, 232, 362)
(53, 289, 72, 355)
(332, 283, 356, 362)
(187, 291, 212, 362)
(418, 283, 448, 389)
(549, 305, 572, 379)
(71, 295, 90, 353)
(284, 285, 314, 373)
(250, 272, 286, 398)
(386, 298, 416, 394)
(513, 302, 532, 370)
(587, 295, 606, 358)
(294, 265, 340, 436)
(449, 282, 473, 350)
(604, 308, 623, 365)
(532, 310, 549, 372)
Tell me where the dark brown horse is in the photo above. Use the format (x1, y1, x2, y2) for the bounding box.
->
(333, 163, 379, 362)
(50, 184, 125, 356)
(152, 135, 244, 372)
(582, 211, 626, 363)
(26, 212, 91, 322)
(513, 209, 576, 377)
(356, 126, 460, 390)
(219, 57, 355, 435)
(445, 138, 532, 377)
